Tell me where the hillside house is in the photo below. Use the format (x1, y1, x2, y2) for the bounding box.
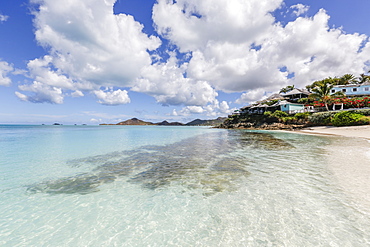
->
(271, 100, 314, 114)
(331, 82, 370, 96)
(281, 88, 311, 101)
(240, 100, 314, 115)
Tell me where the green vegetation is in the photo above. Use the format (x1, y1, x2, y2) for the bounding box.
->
(279, 85, 295, 94)
(303, 72, 370, 110)
(265, 99, 279, 106)
(222, 108, 370, 129)
(308, 110, 370, 126)
(358, 72, 370, 84)
(308, 80, 344, 111)
(308, 112, 336, 125)
(319, 96, 370, 109)
(295, 112, 311, 120)
(297, 98, 309, 104)
(231, 110, 311, 126)
(222, 71, 370, 129)
(331, 111, 370, 127)
(270, 110, 289, 118)
(353, 109, 370, 116)
(306, 72, 370, 92)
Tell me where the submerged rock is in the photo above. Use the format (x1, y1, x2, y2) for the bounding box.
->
(27, 131, 291, 195)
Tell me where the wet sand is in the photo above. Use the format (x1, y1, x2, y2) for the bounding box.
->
(297, 125, 370, 212)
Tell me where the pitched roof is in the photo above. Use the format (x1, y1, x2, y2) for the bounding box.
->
(265, 93, 285, 100)
(283, 88, 310, 96)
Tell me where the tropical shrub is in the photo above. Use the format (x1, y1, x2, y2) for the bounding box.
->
(353, 109, 370, 116)
(308, 96, 370, 110)
(281, 116, 297, 124)
(331, 111, 369, 126)
(308, 111, 336, 125)
(294, 112, 311, 120)
(297, 98, 309, 104)
(271, 110, 289, 119)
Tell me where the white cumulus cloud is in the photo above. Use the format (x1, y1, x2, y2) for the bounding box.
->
(182, 106, 204, 114)
(290, 4, 310, 16)
(132, 53, 218, 106)
(19, 0, 161, 104)
(94, 88, 130, 105)
(71, 90, 84, 97)
(27, 56, 75, 89)
(31, 0, 160, 87)
(175, 99, 233, 117)
(153, 0, 370, 99)
(14, 0, 370, 111)
(0, 61, 13, 86)
(16, 81, 64, 104)
(153, 0, 281, 52)
(236, 89, 268, 104)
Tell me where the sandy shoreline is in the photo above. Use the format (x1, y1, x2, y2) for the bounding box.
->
(297, 125, 370, 139)
(294, 125, 370, 212)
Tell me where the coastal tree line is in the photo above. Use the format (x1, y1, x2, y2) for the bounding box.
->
(222, 71, 370, 129)
(279, 71, 370, 111)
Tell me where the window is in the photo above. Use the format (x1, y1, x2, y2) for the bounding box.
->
(365, 87, 369, 91)
(352, 88, 358, 92)
(331, 89, 336, 93)
(342, 89, 346, 93)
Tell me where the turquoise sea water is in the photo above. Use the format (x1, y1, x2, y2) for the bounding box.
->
(1, 125, 370, 246)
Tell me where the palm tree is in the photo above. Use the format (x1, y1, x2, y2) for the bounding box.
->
(308, 80, 344, 111)
(358, 73, 370, 84)
(279, 85, 295, 94)
(306, 78, 335, 92)
(339, 74, 357, 85)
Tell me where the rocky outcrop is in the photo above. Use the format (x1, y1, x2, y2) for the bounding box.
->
(218, 114, 308, 130)
(219, 122, 305, 130)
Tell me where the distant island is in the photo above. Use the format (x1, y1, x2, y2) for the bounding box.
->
(100, 117, 227, 126)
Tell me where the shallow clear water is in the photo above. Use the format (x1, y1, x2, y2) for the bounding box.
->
(1, 125, 370, 246)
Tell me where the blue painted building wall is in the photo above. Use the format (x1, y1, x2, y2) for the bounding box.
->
(331, 84, 370, 96)
(280, 103, 305, 113)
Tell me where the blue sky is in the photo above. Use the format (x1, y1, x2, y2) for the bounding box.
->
(0, 0, 370, 124)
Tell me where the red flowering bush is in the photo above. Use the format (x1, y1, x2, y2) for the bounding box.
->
(309, 96, 370, 109)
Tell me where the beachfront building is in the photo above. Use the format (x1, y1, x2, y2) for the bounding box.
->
(272, 100, 314, 114)
(240, 105, 266, 115)
(276, 101, 305, 114)
(331, 82, 370, 96)
(281, 88, 311, 101)
(240, 100, 314, 115)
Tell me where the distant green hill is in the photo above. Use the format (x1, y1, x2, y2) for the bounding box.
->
(100, 117, 227, 126)
(155, 120, 184, 126)
(186, 117, 227, 126)
(116, 118, 154, 125)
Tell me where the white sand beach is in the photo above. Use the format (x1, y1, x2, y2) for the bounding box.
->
(299, 125, 370, 139)
(298, 125, 370, 212)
